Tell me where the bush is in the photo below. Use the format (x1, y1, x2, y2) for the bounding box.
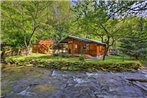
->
(79, 56, 85, 62)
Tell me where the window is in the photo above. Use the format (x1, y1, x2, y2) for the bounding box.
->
(68, 41, 73, 43)
(83, 44, 89, 50)
(75, 44, 78, 49)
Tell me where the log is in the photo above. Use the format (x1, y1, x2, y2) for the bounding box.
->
(126, 78, 147, 82)
(132, 81, 147, 92)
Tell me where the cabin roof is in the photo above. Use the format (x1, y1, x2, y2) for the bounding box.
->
(60, 35, 106, 45)
(33, 39, 54, 45)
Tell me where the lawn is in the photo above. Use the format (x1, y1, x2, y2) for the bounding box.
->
(87, 55, 140, 64)
(5, 53, 139, 64)
(5, 53, 80, 62)
(4, 53, 142, 72)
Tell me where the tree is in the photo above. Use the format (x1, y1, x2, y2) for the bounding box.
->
(120, 17, 147, 59)
(72, 0, 124, 60)
(1, 1, 72, 54)
(72, 0, 147, 60)
(1, 1, 52, 54)
(42, 1, 73, 42)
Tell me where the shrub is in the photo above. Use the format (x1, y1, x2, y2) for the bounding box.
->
(79, 56, 85, 62)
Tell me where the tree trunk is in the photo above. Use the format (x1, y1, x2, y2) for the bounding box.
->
(135, 55, 139, 60)
(1, 48, 5, 62)
(25, 46, 30, 55)
(17, 48, 21, 55)
(102, 36, 110, 61)
(24, 30, 37, 55)
(126, 78, 147, 82)
(102, 45, 109, 60)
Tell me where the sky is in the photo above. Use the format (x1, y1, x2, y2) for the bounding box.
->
(70, 0, 147, 18)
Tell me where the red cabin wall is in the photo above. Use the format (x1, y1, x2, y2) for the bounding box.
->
(67, 40, 104, 57)
(97, 45, 104, 56)
(32, 40, 54, 54)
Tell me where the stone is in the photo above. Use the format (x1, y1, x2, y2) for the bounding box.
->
(2, 68, 147, 98)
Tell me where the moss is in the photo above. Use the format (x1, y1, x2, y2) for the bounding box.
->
(30, 84, 56, 94)
(1, 85, 13, 97)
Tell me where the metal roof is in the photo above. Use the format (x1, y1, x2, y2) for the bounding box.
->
(60, 35, 106, 45)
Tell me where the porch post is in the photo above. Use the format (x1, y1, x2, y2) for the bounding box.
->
(72, 39, 74, 55)
(80, 42, 83, 56)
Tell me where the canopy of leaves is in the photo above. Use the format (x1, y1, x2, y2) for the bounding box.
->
(1, 1, 72, 49)
(120, 17, 147, 59)
(1, 0, 147, 56)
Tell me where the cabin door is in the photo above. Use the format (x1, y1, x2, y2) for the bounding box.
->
(68, 43, 72, 54)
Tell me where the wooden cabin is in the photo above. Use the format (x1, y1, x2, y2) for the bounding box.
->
(32, 40, 54, 54)
(59, 36, 106, 57)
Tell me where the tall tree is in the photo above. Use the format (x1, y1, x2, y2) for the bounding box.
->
(72, 1, 122, 60)
(72, 0, 147, 60)
(120, 17, 147, 59)
(2, 1, 52, 54)
(1, 1, 72, 54)
(49, 1, 73, 42)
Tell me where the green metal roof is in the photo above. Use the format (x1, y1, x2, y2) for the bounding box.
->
(60, 35, 106, 45)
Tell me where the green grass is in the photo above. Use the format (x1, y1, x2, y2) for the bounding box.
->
(140, 59, 147, 67)
(87, 55, 140, 64)
(4, 53, 142, 72)
(6, 53, 139, 64)
(6, 53, 79, 62)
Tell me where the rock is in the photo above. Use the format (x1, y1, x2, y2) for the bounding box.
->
(73, 78, 88, 84)
(17, 86, 36, 96)
(17, 90, 36, 96)
(2, 67, 147, 98)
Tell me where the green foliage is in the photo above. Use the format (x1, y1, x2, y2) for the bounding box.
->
(1, 1, 72, 50)
(5, 58, 141, 72)
(5, 54, 142, 72)
(1, 0, 147, 57)
(72, 0, 143, 60)
(120, 17, 147, 59)
(79, 56, 85, 62)
(71, 0, 140, 40)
